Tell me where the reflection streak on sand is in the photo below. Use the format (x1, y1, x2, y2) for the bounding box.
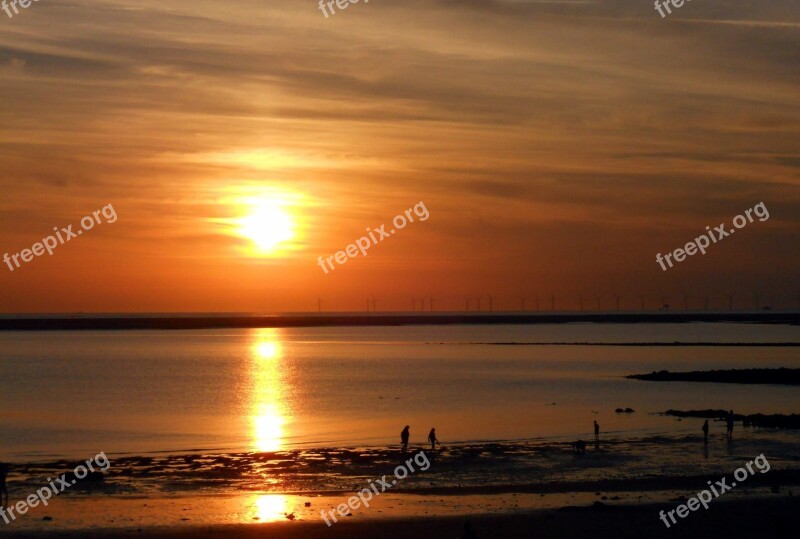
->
(250, 493, 292, 522)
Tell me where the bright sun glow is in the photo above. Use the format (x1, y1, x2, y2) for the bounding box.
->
(238, 199, 295, 253)
(215, 186, 307, 257)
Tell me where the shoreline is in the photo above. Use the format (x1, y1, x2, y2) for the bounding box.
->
(5, 434, 800, 504)
(1, 311, 799, 331)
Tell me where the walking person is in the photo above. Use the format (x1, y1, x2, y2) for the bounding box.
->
(461, 520, 478, 539)
(726, 410, 734, 440)
(594, 420, 600, 446)
(401, 425, 410, 453)
(702, 420, 709, 444)
(0, 462, 9, 507)
(428, 428, 438, 451)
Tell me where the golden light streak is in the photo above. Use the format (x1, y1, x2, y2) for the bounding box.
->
(249, 328, 289, 452)
(247, 494, 292, 523)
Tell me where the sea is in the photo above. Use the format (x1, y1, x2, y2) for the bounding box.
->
(1, 322, 798, 460)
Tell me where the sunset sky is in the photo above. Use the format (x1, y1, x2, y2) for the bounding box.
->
(1, 0, 798, 313)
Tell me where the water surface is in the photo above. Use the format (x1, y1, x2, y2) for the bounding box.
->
(1, 323, 799, 460)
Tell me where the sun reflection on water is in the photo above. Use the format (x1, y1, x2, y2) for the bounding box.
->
(249, 329, 290, 453)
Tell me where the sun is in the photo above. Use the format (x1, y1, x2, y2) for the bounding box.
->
(238, 199, 295, 253)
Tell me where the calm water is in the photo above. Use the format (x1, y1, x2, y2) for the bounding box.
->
(1, 323, 799, 460)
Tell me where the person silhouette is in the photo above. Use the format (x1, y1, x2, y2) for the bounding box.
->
(594, 420, 600, 444)
(428, 428, 438, 451)
(726, 410, 734, 440)
(401, 425, 410, 452)
(0, 462, 8, 507)
(702, 420, 709, 444)
(461, 520, 478, 539)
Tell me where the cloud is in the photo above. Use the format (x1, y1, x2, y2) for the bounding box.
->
(0, 0, 798, 311)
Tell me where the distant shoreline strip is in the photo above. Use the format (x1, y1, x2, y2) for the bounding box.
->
(628, 368, 800, 385)
(0, 312, 799, 331)
(430, 342, 800, 346)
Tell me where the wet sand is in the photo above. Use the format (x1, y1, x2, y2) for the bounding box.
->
(7, 434, 799, 497)
(1, 497, 797, 538)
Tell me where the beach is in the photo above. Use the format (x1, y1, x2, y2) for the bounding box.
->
(2, 497, 798, 538)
